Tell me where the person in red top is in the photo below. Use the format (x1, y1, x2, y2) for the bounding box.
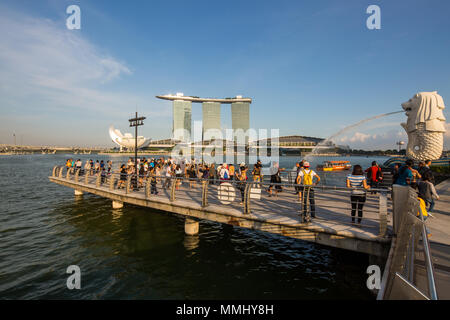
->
(365, 161, 383, 194)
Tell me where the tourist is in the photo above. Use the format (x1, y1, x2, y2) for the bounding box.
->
(89, 159, 94, 175)
(219, 163, 230, 181)
(117, 164, 127, 189)
(163, 163, 172, 189)
(252, 160, 263, 182)
(201, 164, 210, 180)
(297, 161, 320, 222)
(84, 160, 91, 176)
(267, 162, 284, 197)
(229, 164, 235, 181)
(395, 159, 414, 186)
(210, 163, 217, 185)
(365, 161, 383, 194)
(392, 164, 400, 185)
(100, 167, 107, 184)
(187, 164, 197, 189)
(236, 162, 248, 205)
(65, 159, 72, 173)
(138, 163, 145, 188)
(149, 167, 158, 195)
(76, 159, 82, 172)
(421, 160, 435, 184)
(175, 164, 183, 189)
(295, 160, 304, 202)
(418, 172, 439, 212)
(107, 161, 112, 175)
(346, 165, 370, 225)
(94, 160, 100, 173)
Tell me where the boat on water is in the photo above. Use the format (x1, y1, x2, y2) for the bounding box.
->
(316, 160, 352, 172)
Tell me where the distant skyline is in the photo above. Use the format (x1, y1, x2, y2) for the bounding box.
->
(0, 0, 449, 150)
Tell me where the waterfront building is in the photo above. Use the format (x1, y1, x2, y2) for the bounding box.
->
(156, 94, 252, 143)
(202, 102, 221, 140)
(173, 99, 192, 142)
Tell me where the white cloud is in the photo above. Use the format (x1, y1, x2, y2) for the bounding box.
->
(0, 7, 171, 145)
(0, 8, 169, 118)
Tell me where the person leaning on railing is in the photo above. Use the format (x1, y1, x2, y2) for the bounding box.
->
(346, 165, 370, 226)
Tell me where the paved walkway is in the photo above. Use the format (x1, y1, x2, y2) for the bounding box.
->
(50, 173, 393, 256)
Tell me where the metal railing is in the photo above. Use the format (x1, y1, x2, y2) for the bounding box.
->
(377, 185, 438, 300)
(52, 165, 392, 237)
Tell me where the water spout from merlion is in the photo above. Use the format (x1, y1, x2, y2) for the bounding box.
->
(306, 110, 404, 159)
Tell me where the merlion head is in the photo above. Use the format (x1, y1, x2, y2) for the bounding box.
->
(401, 91, 446, 133)
(400, 91, 446, 161)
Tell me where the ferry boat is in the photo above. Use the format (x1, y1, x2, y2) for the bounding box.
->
(316, 160, 352, 172)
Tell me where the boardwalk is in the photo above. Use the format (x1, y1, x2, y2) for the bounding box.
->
(49, 167, 392, 257)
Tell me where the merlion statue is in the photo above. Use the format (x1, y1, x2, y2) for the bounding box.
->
(401, 91, 446, 160)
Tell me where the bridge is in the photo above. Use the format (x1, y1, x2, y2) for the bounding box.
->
(0, 144, 108, 154)
(48, 166, 448, 299)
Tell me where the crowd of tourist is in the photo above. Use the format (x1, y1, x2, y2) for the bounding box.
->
(63, 156, 439, 227)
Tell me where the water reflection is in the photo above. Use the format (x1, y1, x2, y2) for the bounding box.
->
(183, 234, 200, 252)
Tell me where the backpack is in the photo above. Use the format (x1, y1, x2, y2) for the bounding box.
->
(223, 170, 229, 180)
(302, 169, 313, 185)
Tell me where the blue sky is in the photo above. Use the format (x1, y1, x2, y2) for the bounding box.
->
(0, 0, 449, 149)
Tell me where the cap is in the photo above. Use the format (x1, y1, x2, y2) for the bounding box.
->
(303, 161, 310, 167)
(240, 162, 245, 167)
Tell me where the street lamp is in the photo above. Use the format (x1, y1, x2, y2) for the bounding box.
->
(396, 141, 405, 153)
(129, 112, 146, 190)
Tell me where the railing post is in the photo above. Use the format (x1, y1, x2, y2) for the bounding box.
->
(201, 180, 208, 207)
(170, 177, 176, 202)
(52, 165, 58, 177)
(379, 191, 387, 237)
(243, 182, 251, 214)
(96, 171, 101, 187)
(59, 167, 64, 178)
(75, 169, 80, 183)
(66, 167, 72, 180)
(109, 174, 116, 190)
(126, 175, 131, 194)
(145, 177, 151, 199)
(84, 169, 89, 184)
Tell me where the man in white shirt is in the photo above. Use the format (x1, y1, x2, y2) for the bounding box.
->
(297, 161, 320, 222)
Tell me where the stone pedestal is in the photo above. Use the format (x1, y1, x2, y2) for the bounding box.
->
(112, 200, 124, 209)
(74, 190, 83, 196)
(185, 218, 199, 235)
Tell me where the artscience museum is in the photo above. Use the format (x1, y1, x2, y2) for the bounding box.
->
(109, 125, 151, 150)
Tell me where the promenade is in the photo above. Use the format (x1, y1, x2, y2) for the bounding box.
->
(49, 167, 392, 257)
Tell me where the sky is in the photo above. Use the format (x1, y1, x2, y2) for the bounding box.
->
(0, 0, 449, 149)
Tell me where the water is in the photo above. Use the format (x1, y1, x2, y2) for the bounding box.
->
(0, 154, 385, 299)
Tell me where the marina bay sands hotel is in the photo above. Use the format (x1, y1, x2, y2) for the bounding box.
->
(156, 93, 251, 142)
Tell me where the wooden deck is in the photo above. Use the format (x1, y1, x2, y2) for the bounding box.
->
(49, 173, 393, 257)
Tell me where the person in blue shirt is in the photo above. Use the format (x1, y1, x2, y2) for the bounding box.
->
(395, 159, 414, 186)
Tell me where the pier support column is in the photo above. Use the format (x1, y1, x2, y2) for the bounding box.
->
(74, 190, 83, 196)
(185, 218, 199, 235)
(112, 200, 124, 209)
